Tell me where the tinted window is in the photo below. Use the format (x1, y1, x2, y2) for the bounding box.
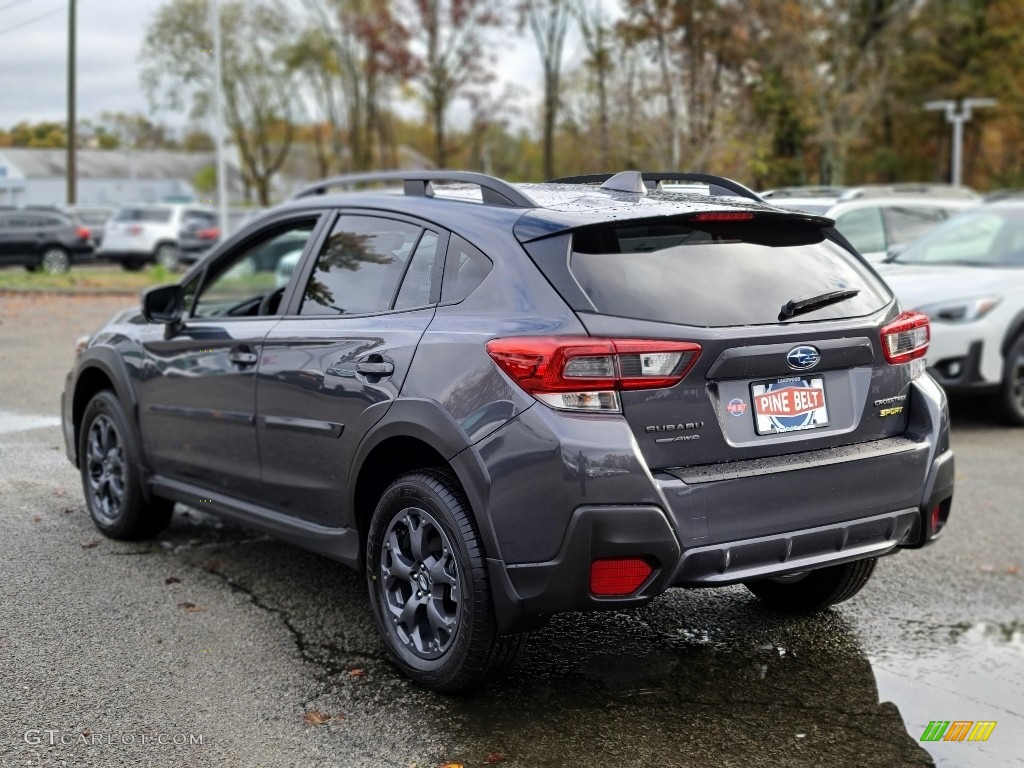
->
(74, 210, 113, 225)
(896, 208, 1024, 266)
(569, 217, 890, 327)
(37, 214, 69, 228)
(834, 207, 886, 253)
(394, 230, 440, 309)
(441, 235, 492, 302)
(192, 220, 316, 318)
(883, 206, 947, 246)
(300, 216, 421, 316)
(114, 208, 173, 224)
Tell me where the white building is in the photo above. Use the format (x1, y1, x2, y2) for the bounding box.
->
(0, 148, 240, 206)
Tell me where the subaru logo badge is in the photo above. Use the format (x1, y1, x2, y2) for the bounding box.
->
(786, 345, 820, 371)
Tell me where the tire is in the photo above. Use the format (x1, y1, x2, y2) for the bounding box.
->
(366, 469, 525, 692)
(744, 557, 878, 612)
(40, 247, 71, 274)
(155, 243, 179, 271)
(79, 391, 174, 540)
(998, 335, 1024, 426)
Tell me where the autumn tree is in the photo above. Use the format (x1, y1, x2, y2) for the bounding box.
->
(520, 0, 573, 179)
(140, 0, 299, 204)
(399, 0, 505, 167)
(575, 0, 613, 169)
(290, 0, 414, 173)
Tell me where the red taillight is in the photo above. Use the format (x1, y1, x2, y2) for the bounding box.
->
(691, 211, 755, 222)
(881, 311, 930, 364)
(197, 227, 220, 240)
(485, 336, 701, 412)
(76, 226, 90, 240)
(590, 558, 653, 596)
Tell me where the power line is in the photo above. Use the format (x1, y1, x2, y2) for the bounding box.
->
(0, 4, 66, 37)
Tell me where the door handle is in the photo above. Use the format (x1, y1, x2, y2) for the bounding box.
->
(356, 360, 394, 376)
(229, 346, 258, 367)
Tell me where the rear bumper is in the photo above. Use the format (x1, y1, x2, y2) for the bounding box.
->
(483, 376, 953, 633)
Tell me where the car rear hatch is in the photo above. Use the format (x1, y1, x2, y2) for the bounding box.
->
(517, 208, 927, 472)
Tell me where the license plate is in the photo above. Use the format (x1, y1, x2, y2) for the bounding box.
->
(750, 376, 829, 435)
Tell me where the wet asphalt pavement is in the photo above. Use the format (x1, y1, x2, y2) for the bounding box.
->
(0, 292, 1021, 768)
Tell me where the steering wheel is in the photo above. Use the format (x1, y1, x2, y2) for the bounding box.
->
(257, 286, 286, 316)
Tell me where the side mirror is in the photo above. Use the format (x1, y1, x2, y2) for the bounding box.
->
(142, 283, 184, 326)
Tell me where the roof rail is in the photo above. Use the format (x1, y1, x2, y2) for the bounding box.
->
(545, 171, 762, 202)
(291, 170, 538, 208)
(838, 184, 979, 202)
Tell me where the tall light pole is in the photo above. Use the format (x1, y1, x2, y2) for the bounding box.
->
(66, 0, 76, 204)
(924, 98, 997, 187)
(210, 0, 228, 239)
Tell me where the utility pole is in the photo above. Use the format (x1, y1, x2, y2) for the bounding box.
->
(210, 0, 228, 238)
(924, 98, 997, 187)
(66, 0, 76, 204)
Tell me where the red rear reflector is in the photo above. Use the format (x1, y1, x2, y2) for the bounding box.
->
(691, 211, 755, 222)
(881, 311, 930, 364)
(76, 226, 90, 240)
(127, 225, 143, 235)
(930, 504, 941, 532)
(590, 558, 653, 596)
(198, 227, 220, 240)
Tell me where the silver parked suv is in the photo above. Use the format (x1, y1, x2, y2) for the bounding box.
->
(99, 203, 214, 271)
(62, 170, 955, 691)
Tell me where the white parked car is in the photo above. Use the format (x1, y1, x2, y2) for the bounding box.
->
(877, 202, 1024, 424)
(100, 203, 214, 271)
(826, 185, 979, 263)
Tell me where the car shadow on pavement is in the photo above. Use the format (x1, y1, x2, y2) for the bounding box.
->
(153, 507, 935, 768)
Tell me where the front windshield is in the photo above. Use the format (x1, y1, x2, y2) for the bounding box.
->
(894, 207, 1024, 267)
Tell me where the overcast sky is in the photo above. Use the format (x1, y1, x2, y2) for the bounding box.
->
(0, 0, 551, 132)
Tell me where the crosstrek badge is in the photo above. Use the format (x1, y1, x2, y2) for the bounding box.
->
(751, 376, 830, 435)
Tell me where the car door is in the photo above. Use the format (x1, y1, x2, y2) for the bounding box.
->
(256, 213, 446, 526)
(135, 212, 328, 502)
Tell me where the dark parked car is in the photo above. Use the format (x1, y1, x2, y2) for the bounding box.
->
(62, 170, 954, 691)
(66, 205, 116, 248)
(0, 208, 95, 273)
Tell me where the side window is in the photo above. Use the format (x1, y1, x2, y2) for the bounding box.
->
(192, 219, 317, 318)
(441, 235, 492, 303)
(883, 206, 947, 246)
(393, 230, 440, 310)
(300, 216, 422, 316)
(834, 207, 886, 254)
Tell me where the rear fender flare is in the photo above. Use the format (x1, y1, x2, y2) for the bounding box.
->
(348, 398, 502, 560)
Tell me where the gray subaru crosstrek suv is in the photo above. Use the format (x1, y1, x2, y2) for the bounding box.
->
(62, 171, 954, 692)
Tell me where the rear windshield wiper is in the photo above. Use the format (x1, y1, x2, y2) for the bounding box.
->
(779, 289, 860, 321)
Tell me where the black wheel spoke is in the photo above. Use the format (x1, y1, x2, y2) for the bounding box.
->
(377, 504, 462, 661)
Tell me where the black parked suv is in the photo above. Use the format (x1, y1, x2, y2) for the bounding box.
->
(0, 208, 95, 273)
(62, 171, 954, 691)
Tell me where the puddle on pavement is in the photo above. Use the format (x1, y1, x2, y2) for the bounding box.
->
(872, 620, 1024, 767)
(428, 608, 935, 767)
(0, 410, 61, 436)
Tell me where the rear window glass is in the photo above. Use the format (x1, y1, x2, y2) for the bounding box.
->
(569, 217, 891, 327)
(114, 208, 172, 224)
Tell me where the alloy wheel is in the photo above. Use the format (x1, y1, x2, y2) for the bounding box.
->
(85, 414, 126, 525)
(378, 506, 462, 660)
(41, 248, 70, 274)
